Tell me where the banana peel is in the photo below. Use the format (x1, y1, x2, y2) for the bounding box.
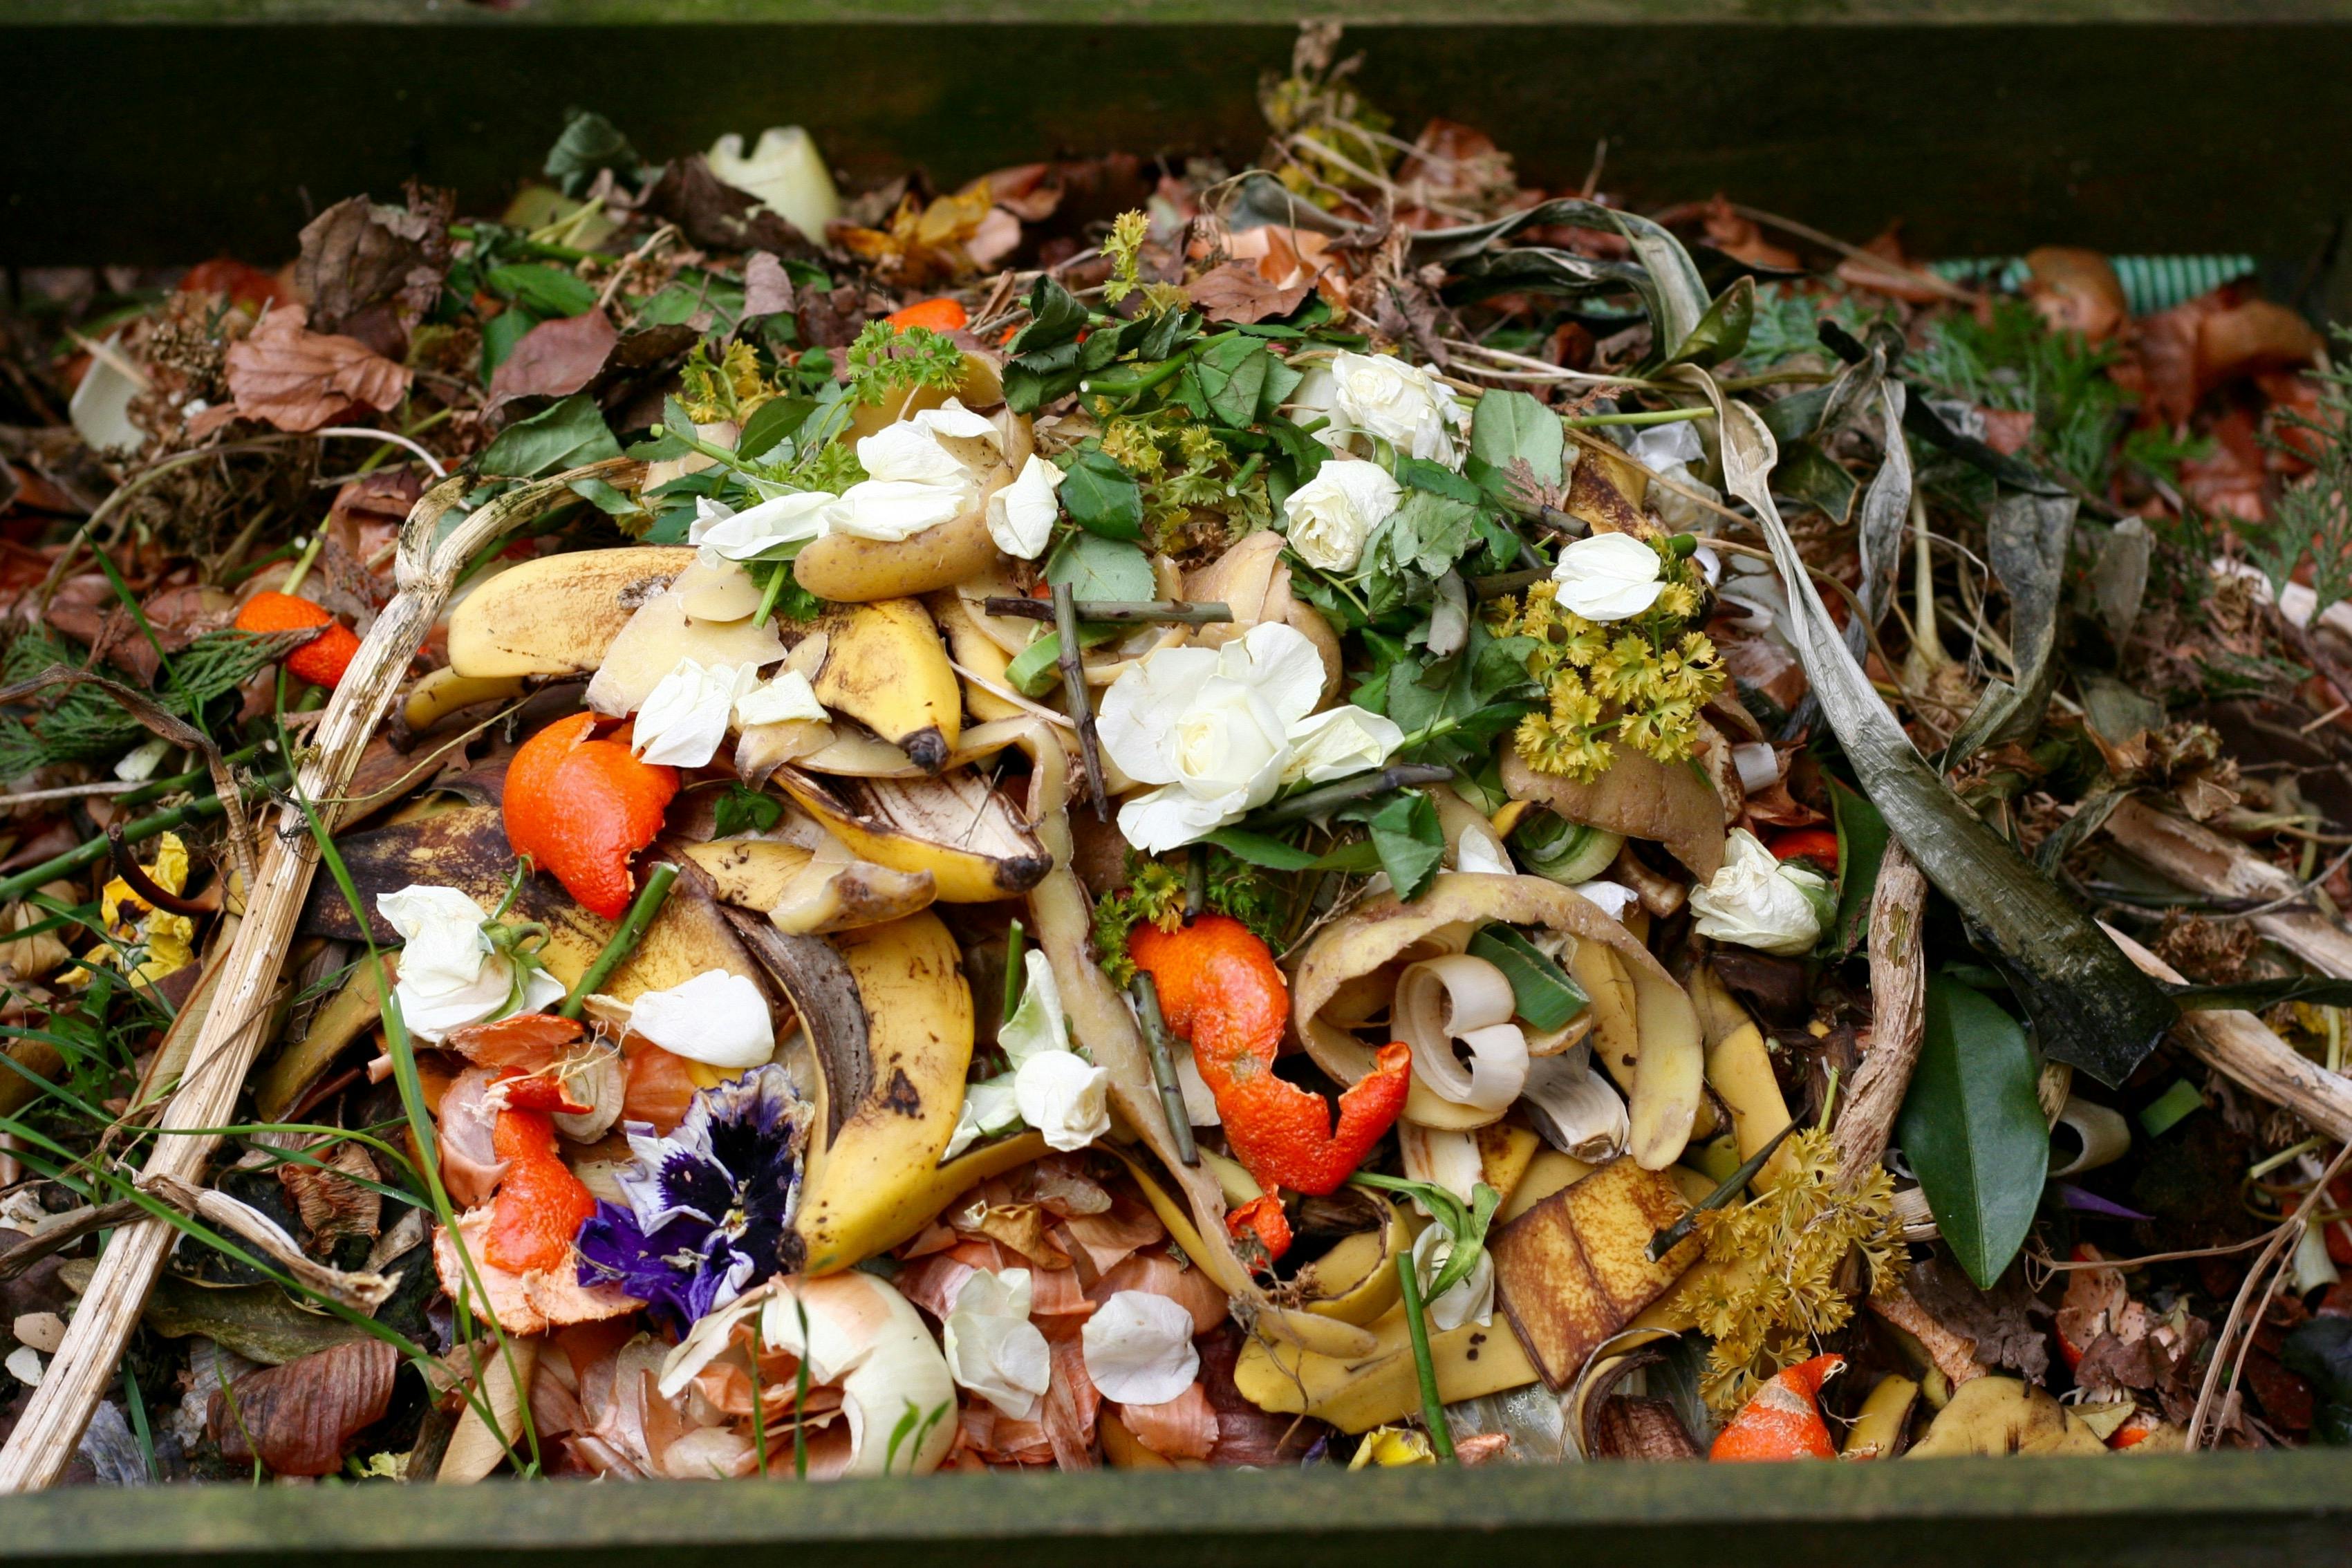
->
(799, 597, 962, 772)
(726, 908, 1040, 1273)
(447, 546, 697, 679)
(777, 767, 1050, 904)
(1292, 873, 1701, 1167)
(680, 837, 937, 935)
(401, 669, 528, 734)
(1906, 1376, 2107, 1458)
(1487, 1156, 1703, 1390)
(296, 804, 765, 1004)
(1233, 1300, 1540, 1434)
(1291, 1197, 1410, 1327)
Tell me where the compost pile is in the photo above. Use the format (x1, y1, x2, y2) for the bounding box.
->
(6, 26, 2352, 1486)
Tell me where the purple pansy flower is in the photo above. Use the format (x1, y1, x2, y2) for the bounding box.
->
(576, 1063, 812, 1332)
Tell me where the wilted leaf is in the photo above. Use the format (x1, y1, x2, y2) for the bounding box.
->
(277, 1139, 382, 1248)
(486, 310, 617, 410)
(644, 155, 810, 256)
(742, 252, 796, 319)
(224, 306, 411, 433)
(209, 1338, 398, 1475)
(295, 190, 449, 350)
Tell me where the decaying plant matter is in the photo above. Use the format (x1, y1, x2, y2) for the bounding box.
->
(6, 26, 2352, 1486)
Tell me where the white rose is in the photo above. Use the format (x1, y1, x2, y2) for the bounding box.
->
(631, 658, 757, 768)
(690, 491, 839, 561)
(1081, 1290, 1199, 1406)
(377, 884, 562, 1042)
(734, 668, 828, 727)
(625, 970, 775, 1069)
(1096, 622, 1329, 853)
(1280, 704, 1406, 787)
(1329, 350, 1468, 465)
(988, 453, 1063, 560)
(1280, 458, 1399, 573)
(1013, 1049, 1111, 1152)
(943, 1269, 1052, 1421)
(1689, 828, 1832, 956)
(1551, 531, 1665, 622)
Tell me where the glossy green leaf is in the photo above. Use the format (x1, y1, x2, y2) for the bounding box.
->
(1466, 923, 1589, 1032)
(477, 394, 621, 479)
(1045, 533, 1155, 602)
(1667, 274, 1755, 368)
(1359, 792, 1446, 903)
(1193, 333, 1271, 427)
(1058, 450, 1144, 541)
(1826, 777, 1889, 958)
(1897, 976, 2049, 1289)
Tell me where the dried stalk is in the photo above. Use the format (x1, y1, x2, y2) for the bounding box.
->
(139, 1175, 396, 1313)
(982, 597, 1233, 626)
(1832, 839, 1930, 1175)
(0, 458, 641, 1494)
(1052, 584, 1110, 822)
(2103, 922, 2352, 1144)
(2103, 796, 2352, 979)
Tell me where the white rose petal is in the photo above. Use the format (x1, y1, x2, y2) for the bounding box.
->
(998, 950, 1070, 1067)
(1456, 830, 1514, 877)
(829, 478, 972, 542)
(1627, 418, 1722, 532)
(378, 884, 560, 1042)
(910, 398, 1002, 451)
(857, 421, 975, 487)
(632, 658, 756, 768)
(1280, 704, 1405, 787)
(1280, 458, 1400, 573)
(734, 668, 828, 727)
(1688, 828, 1830, 956)
(691, 492, 839, 561)
(1571, 879, 1640, 920)
(114, 736, 171, 783)
(1014, 1050, 1111, 1152)
(1410, 1224, 1495, 1332)
(1081, 1289, 1199, 1405)
(6, 1347, 41, 1388)
(943, 1268, 1052, 1421)
(1099, 622, 1327, 852)
(942, 1074, 1021, 1160)
(626, 969, 776, 1069)
(1329, 351, 1468, 465)
(988, 453, 1063, 560)
(1550, 532, 1665, 622)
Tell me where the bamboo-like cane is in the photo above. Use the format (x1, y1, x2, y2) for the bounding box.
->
(0, 458, 639, 1493)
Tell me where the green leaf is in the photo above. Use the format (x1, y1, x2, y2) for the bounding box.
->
(1193, 333, 1271, 427)
(486, 263, 600, 319)
(1257, 355, 1305, 422)
(1203, 829, 1384, 875)
(1826, 777, 1889, 958)
(566, 476, 642, 519)
(1003, 342, 1084, 415)
(738, 395, 818, 461)
(1046, 533, 1155, 602)
(1897, 976, 2049, 1289)
(1011, 277, 1090, 354)
(544, 109, 641, 197)
(712, 784, 784, 839)
(1668, 274, 1756, 369)
(1466, 924, 1589, 1031)
(477, 394, 622, 478)
(1004, 625, 1120, 698)
(1361, 792, 1446, 903)
(1058, 451, 1144, 541)
(1467, 388, 1565, 499)
(479, 308, 541, 383)
(1393, 456, 1483, 504)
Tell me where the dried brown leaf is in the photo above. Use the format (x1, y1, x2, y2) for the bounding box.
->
(224, 306, 410, 433)
(1187, 260, 1310, 326)
(209, 1338, 398, 1475)
(277, 1139, 382, 1249)
(743, 252, 796, 319)
(487, 310, 618, 410)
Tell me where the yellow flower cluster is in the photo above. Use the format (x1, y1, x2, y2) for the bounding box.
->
(679, 340, 778, 424)
(1674, 1126, 1904, 1410)
(1493, 575, 1726, 784)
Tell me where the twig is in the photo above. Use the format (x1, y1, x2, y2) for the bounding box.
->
(1251, 764, 1453, 826)
(982, 597, 1233, 626)
(1647, 1119, 1800, 1261)
(1129, 973, 1198, 1167)
(558, 864, 679, 1018)
(1724, 203, 1979, 304)
(1831, 840, 1929, 1175)
(1054, 584, 1110, 823)
(105, 826, 210, 917)
(0, 780, 148, 808)
(314, 427, 448, 479)
(597, 223, 680, 312)
(0, 1200, 145, 1280)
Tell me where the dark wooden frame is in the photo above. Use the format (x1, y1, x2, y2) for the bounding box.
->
(0, 1451, 2349, 1566)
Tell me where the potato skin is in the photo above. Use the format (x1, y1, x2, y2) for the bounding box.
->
(793, 504, 1001, 602)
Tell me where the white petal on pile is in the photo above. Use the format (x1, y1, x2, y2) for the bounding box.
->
(943, 1268, 1052, 1421)
(627, 970, 776, 1068)
(1080, 1289, 1199, 1405)
(633, 659, 758, 767)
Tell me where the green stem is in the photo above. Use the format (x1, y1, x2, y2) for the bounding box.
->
(752, 561, 792, 628)
(1644, 1117, 1801, 1262)
(0, 774, 287, 905)
(650, 422, 764, 480)
(1394, 1250, 1457, 1463)
(1002, 918, 1026, 1025)
(558, 864, 679, 1018)
(1561, 406, 1715, 430)
(1079, 346, 1195, 402)
(279, 530, 327, 597)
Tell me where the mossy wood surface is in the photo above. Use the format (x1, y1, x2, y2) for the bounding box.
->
(4, 19, 2351, 265)
(0, 1453, 2346, 1566)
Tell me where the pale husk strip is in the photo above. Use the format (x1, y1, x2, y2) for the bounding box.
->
(0, 458, 637, 1493)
